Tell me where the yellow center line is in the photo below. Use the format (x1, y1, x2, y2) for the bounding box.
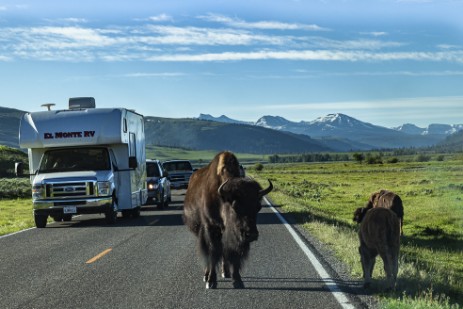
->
(86, 248, 112, 264)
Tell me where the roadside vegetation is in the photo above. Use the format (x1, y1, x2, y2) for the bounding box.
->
(250, 156, 463, 309)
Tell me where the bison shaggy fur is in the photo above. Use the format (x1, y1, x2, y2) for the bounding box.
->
(358, 207, 400, 290)
(183, 151, 272, 289)
(354, 189, 404, 235)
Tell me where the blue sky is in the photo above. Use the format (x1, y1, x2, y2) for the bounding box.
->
(0, 0, 462, 127)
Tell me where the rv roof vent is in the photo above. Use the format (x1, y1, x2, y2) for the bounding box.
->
(69, 97, 96, 109)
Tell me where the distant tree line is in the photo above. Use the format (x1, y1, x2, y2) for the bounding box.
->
(268, 153, 350, 163)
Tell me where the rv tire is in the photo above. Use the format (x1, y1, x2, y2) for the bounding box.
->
(105, 197, 117, 224)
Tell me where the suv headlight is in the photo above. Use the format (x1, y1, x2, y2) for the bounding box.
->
(148, 182, 159, 191)
(97, 181, 111, 196)
(32, 184, 44, 200)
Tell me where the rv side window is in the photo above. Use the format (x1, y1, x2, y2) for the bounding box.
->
(129, 133, 136, 157)
(39, 148, 111, 173)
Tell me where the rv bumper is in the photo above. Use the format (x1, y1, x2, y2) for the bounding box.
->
(33, 197, 113, 215)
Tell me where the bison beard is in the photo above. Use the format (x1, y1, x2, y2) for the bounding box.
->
(183, 151, 272, 289)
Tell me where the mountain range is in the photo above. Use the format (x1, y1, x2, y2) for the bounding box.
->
(198, 113, 462, 150)
(1, 106, 462, 154)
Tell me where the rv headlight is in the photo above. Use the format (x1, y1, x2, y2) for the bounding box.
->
(32, 184, 44, 200)
(97, 181, 111, 196)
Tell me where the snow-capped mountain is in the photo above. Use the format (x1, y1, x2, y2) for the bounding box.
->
(197, 114, 251, 125)
(199, 112, 458, 149)
(393, 123, 463, 135)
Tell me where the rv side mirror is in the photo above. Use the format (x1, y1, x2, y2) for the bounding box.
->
(129, 156, 138, 169)
(15, 162, 24, 177)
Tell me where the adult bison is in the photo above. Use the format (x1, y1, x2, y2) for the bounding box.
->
(353, 189, 404, 235)
(183, 151, 273, 289)
(358, 207, 401, 290)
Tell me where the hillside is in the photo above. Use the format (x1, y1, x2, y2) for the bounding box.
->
(144, 117, 330, 154)
(432, 130, 463, 152)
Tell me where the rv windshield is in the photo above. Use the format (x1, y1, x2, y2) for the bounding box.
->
(39, 148, 110, 173)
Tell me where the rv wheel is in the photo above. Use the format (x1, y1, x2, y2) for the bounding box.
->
(105, 197, 117, 224)
(34, 213, 48, 228)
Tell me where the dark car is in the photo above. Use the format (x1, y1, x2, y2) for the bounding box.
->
(145, 159, 171, 209)
(162, 160, 194, 189)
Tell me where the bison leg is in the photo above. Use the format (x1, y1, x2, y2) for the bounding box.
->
(359, 245, 376, 289)
(221, 260, 231, 279)
(227, 254, 244, 289)
(380, 247, 399, 290)
(199, 226, 222, 289)
(231, 266, 244, 289)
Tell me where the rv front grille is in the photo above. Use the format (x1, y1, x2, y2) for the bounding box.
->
(46, 182, 95, 198)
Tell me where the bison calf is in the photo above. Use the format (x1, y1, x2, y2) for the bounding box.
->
(358, 207, 400, 290)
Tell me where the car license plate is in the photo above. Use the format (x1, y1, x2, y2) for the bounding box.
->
(63, 206, 77, 214)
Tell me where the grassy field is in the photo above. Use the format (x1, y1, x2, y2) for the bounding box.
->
(146, 145, 267, 166)
(0, 198, 35, 236)
(250, 158, 463, 308)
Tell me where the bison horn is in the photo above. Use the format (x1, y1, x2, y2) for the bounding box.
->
(218, 179, 230, 196)
(259, 179, 273, 198)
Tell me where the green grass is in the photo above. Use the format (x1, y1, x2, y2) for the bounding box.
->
(251, 160, 463, 308)
(0, 198, 35, 236)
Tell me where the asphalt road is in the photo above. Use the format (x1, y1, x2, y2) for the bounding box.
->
(0, 191, 370, 309)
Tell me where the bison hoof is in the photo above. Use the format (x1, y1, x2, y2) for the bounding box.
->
(206, 281, 217, 289)
(222, 271, 231, 279)
(233, 280, 245, 289)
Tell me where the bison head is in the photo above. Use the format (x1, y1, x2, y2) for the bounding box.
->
(353, 207, 369, 223)
(219, 178, 273, 243)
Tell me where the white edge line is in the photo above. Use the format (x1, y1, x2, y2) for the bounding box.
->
(0, 227, 35, 239)
(264, 196, 355, 309)
(0, 215, 84, 240)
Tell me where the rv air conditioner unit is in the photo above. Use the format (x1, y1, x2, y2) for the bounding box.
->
(69, 97, 96, 109)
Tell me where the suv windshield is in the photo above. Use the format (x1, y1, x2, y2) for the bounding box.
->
(39, 148, 110, 173)
(163, 161, 193, 172)
(147, 162, 161, 177)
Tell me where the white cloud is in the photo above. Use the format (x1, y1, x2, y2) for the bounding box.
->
(145, 50, 463, 63)
(122, 72, 186, 78)
(148, 14, 173, 22)
(1, 14, 462, 65)
(198, 13, 328, 31)
(360, 31, 388, 37)
(144, 25, 289, 45)
(261, 96, 463, 111)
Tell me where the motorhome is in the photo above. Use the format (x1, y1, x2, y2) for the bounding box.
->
(17, 97, 147, 228)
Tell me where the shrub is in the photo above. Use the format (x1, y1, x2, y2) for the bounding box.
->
(387, 157, 399, 164)
(415, 154, 431, 162)
(254, 163, 264, 171)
